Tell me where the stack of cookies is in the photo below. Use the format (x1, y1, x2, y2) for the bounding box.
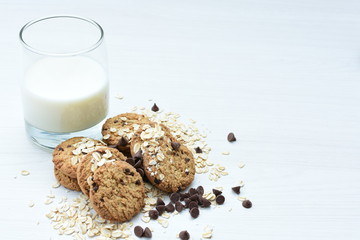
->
(52, 113, 195, 222)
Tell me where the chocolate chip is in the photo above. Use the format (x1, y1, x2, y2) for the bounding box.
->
(194, 147, 202, 153)
(242, 200, 252, 208)
(212, 189, 222, 196)
(156, 205, 166, 215)
(136, 168, 144, 177)
(118, 136, 128, 146)
(165, 202, 175, 212)
(216, 195, 225, 205)
(171, 141, 180, 151)
(135, 179, 141, 185)
(113, 120, 118, 123)
(232, 186, 241, 194)
(184, 198, 191, 208)
(170, 193, 180, 203)
(196, 186, 204, 195)
(184, 158, 190, 163)
(66, 144, 72, 148)
(190, 207, 199, 218)
(189, 201, 198, 210)
(58, 147, 64, 151)
(134, 226, 143, 237)
(189, 194, 199, 202)
(156, 198, 165, 206)
(227, 132, 237, 142)
(149, 210, 159, 220)
(180, 193, 190, 201)
(134, 150, 143, 160)
(124, 168, 131, 175)
(151, 103, 159, 112)
(154, 178, 161, 184)
(126, 158, 135, 166)
(175, 201, 184, 212)
(189, 188, 198, 196)
(199, 197, 211, 208)
(179, 230, 190, 240)
(134, 159, 142, 169)
(143, 227, 152, 238)
(92, 183, 98, 192)
(120, 179, 125, 185)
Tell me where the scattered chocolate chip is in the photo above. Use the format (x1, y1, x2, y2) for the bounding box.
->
(156, 198, 165, 206)
(113, 120, 118, 123)
(118, 136, 128, 146)
(136, 168, 144, 177)
(189, 188, 198, 196)
(156, 205, 166, 215)
(227, 132, 237, 142)
(171, 141, 180, 151)
(151, 103, 159, 112)
(199, 197, 211, 208)
(175, 201, 184, 212)
(143, 227, 152, 238)
(216, 195, 225, 205)
(184, 198, 191, 208)
(180, 193, 190, 201)
(194, 147, 202, 153)
(134, 150, 143, 160)
(189, 201, 198, 210)
(242, 200, 252, 208)
(124, 168, 131, 175)
(165, 202, 175, 212)
(149, 210, 159, 220)
(134, 226, 143, 237)
(212, 189, 222, 196)
(232, 186, 241, 194)
(154, 178, 161, 184)
(135, 179, 141, 185)
(126, 158, 135, 166)
(196, 186, 204, 195)
(120, 179, 125, 185)
(190, 207, 199, 218)
(179, 230, 190, 240)
(184, 157, 190, 163)
(66, 144, 72, 148)
(92, 183, 98, 192)
(170, 192, 180, 203)
(58, 147, 64, 151)
(189, 194, 199, 202)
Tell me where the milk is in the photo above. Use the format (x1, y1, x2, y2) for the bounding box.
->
(22, 56, 108, 133)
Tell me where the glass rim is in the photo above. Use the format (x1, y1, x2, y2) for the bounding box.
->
(19, 15, 104, 57)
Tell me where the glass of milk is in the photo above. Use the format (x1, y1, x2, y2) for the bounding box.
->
(19, 16, 109, 149)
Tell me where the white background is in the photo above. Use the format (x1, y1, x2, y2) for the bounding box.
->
(0, 0, 360, 239)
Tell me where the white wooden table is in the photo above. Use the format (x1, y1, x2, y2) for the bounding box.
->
(0, 0, 359, 239)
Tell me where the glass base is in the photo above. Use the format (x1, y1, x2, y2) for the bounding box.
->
(25, 121, 104, 150)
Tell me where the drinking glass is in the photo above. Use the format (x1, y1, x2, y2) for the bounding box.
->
(19, 15, 109, 149)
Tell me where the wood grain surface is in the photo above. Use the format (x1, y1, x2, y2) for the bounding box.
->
(0, 0, 359, 239)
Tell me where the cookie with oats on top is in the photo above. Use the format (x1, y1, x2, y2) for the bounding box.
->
(101, 113, 152, 156)
(77, 147, 126, 197)
(130, 122, 195, 193)
(52, 137, 106, 179)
